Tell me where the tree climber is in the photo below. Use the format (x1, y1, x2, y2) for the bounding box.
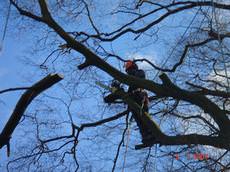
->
(124, 60, 155, 144)
(104, 60, 155, 144)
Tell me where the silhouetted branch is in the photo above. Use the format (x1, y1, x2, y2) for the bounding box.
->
(0, 74, 63, 153)
(0, 87, 30, 94)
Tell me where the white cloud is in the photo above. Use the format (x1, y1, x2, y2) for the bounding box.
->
(127, 53, 158, 70)
(207, 69, 230, 91)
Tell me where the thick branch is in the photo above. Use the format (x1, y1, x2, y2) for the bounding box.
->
(158, 74, 230, 136)
(0, 74, 63, 149)
(77, 61, 91, 70)
(186, 82, 230, 98)
(135, 134, 229, 150)
(38, 0, 52, 20)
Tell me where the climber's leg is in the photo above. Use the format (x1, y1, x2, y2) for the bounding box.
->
(132, 112, 155, 144)
(104, 93, 121, 103)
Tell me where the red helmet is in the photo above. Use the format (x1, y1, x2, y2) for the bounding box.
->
(125, 60, 137, 70)
(125, 60, 133, 70)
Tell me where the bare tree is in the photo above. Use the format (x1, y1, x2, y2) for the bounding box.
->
(0, 0, 230, 171)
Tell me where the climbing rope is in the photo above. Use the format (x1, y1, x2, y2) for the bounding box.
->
(121, 119, 132, 172)
(0, 1, 11, 52)
(153, 7, 200, 80)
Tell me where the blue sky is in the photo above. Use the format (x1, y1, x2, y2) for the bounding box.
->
(0, 1, 219, 171)
(0, 12, 27, 165)
(0, 18, 35, 130)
